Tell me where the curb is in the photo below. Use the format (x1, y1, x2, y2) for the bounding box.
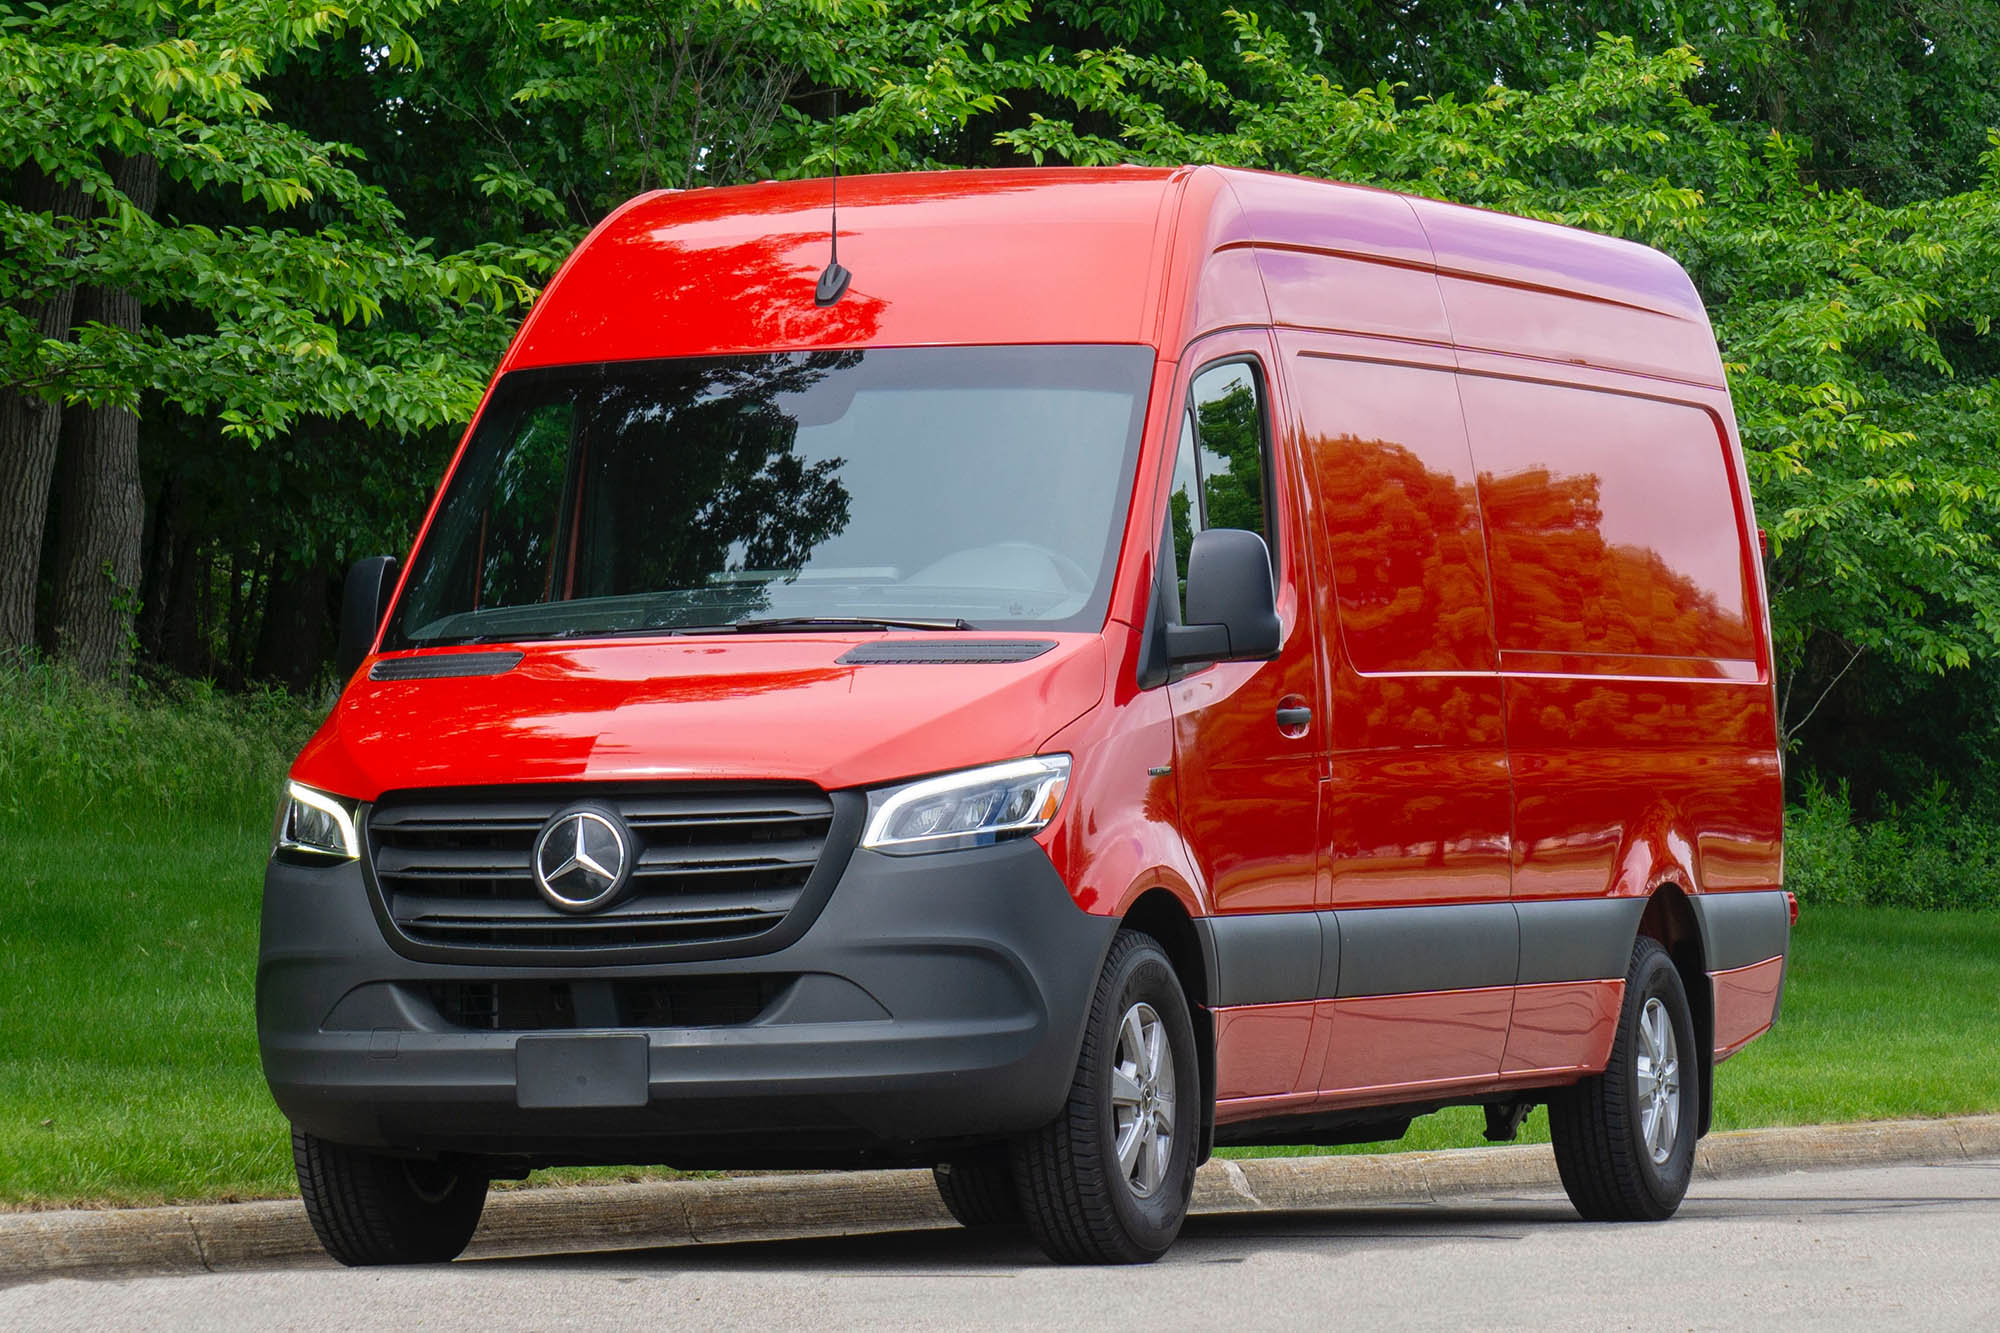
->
(6, 1114, 1997, 1284)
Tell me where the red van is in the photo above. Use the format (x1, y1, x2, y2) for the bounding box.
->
(260, 166, 1790, 1266)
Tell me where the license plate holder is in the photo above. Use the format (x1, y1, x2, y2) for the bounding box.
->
(515, 1034, 650, 1109)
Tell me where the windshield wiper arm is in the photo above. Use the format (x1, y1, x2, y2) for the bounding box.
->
(721, 616, 976, 633)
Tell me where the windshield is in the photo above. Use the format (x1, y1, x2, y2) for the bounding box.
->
(385, 345, 1154, 648)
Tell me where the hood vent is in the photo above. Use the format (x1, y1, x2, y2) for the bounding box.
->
(836, 639, 1057, 666)
(371, 651, 524, 681)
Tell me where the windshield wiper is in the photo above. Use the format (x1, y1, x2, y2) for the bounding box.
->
(714, 615, 976, 634)
(413, 616, 975, 647)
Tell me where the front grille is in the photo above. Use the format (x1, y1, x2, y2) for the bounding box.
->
(366, 784, 834, 953)
(427, 976, 792, 1031)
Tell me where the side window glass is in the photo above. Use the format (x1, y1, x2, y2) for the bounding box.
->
(1167, 409, 1201, 618)
(1190, 363, 1268, 546)
(1163, 357, 1272, 628)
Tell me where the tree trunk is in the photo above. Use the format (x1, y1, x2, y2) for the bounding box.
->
(137, 475, 177, 661)
(234, 549, 273, 682)
(190, 538, 218, 677)
(0, 169, 89, 658)
(159, 532, 207, 677)
(255, 562, 332, 691)
(220, 549, 243, 684)
(49, 153, 159, 684)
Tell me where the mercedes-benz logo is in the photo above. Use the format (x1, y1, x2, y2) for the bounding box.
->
(532, 807, 632, 912)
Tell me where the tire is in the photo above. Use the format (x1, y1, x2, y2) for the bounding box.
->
(293, 1128, 488, 1266)
(1013, 930, 1200, 1264)
(933, 1146, 1023, 1228)
(1549, 935, 1700, 1221)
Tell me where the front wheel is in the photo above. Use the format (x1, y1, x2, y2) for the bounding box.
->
(933, 1146, 1022, 1228)
(1012, 930, 1200, 1264)
(1548, 935, 1700, 1221)
(294, 1129, 488, 1266)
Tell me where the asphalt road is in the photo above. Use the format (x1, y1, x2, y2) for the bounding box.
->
(7, 1158, 1998, 1331)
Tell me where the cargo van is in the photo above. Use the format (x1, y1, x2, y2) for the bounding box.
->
(260, 166, 1791, 1266)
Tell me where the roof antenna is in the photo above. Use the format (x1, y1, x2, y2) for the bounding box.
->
(814, 84, 851, 307)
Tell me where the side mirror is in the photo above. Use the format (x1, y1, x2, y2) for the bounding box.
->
(338, 555, 400, 679)
(1166, 528, 1280, 664)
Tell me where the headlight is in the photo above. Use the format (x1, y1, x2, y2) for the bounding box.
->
(861, 755, 1071, 856)
(273, 782, 360, 861)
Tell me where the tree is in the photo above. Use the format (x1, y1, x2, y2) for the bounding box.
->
(0, 0, 541, 677)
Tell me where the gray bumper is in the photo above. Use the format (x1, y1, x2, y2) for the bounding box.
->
(256, 839, 1116, 1168)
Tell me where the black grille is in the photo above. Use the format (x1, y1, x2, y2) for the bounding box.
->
(427, 976, 792, 1031)
(366, 784, 834, 953)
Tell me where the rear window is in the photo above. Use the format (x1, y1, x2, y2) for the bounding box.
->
(1458, 377, 1754, 663)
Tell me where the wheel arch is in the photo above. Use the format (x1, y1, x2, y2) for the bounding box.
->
(1637, 882, 1713, 1137)
(1120, 887, 1215, 1164)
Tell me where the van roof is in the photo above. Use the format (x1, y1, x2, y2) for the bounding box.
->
(504, 166, 1721, 387)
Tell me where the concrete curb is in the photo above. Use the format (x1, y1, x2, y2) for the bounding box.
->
(6, 1114, 1996, 1284)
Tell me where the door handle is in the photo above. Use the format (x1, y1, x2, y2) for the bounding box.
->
(1275, 705, 1313, 731)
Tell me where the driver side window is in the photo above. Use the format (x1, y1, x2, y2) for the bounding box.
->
(1168, 360, 1272, 619)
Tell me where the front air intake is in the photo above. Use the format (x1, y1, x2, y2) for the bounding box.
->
(363, 783, 845, 961)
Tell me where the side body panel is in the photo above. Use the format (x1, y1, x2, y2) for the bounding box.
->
(1278, 327, 1519, 1094)
(1166, 329, 1329, 1101)
(1182, 167, 1786, 1131)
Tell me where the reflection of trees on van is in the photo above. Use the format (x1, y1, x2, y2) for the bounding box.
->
(1314, 433, 1491, 673)
(479, 404, 573, 606)
(1196, 379, 1264, 534)
(573, 354, 855, 616)
(1479, 466, 1753, 661)
(630, 235, 889, 349)
(1312, 434, 1754, 674)
(1511, 676, 1772, 745)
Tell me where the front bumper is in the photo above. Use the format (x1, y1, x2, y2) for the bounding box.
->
(256, 839, 1116, 1168)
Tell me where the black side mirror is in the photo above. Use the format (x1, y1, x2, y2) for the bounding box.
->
(338, 555, 400, 679)
(1166, 528, 1280, 664)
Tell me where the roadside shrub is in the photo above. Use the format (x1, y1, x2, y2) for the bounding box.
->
(0, 660, 320, 832)
(1785, 777, 2000, 912)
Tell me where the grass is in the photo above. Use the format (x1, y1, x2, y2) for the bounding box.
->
(5, 663, 1999, 1206)
(0, 665, 313, 1206)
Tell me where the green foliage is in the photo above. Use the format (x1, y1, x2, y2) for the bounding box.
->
(0, 657, 316, 828)
(1786, 777, 2000, 911)
(0, 0, 545, 440)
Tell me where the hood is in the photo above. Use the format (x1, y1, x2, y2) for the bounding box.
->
(292, 633, 1108, 800)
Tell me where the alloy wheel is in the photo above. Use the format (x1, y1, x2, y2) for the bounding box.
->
(1108, 1001, 1176, 1197)
(1635, 995, 1681, 1165)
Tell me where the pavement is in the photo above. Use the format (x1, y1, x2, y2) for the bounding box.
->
(7, 1156, 1998, 1329)
(3, 1113, 1996, 1288)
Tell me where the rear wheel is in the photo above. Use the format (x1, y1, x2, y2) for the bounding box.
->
(294, 1129, 488, 1266)
(1549, 935, 1700, 1221)
(933, 1146, 1022, 1228)
(1013, 931, 1199, 1264)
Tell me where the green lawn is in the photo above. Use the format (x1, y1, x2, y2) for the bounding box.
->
(4, 786, 1997, 1208)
